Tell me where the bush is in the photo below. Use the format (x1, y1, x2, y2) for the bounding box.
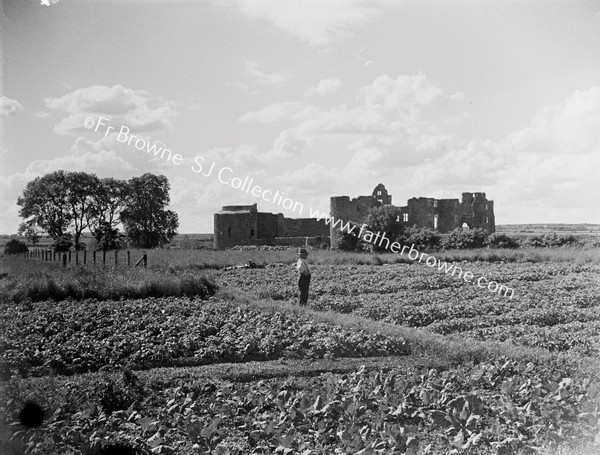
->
(53, 235, 73, 252)
(335, 223, 362, 251)
(486, 233, 519, 249)
(522, 233, 579, 248)
(441, 228, 489, 249)
(4, 239, 29, 255)
(398, 227, 441, 251)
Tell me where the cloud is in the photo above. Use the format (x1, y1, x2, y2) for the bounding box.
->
(243, 60, 292, 86)
(252, 73, 464, 164)
(411, 87, 600, 223)
(45, 84, 177, 135)
(0, 96, 24, 116)
(304, 78, 343, 97)
(35, 111, 51, 119)
(0, 142, 137, 233)
(239, 102, 306, 123)
(232, 0, 382, 48)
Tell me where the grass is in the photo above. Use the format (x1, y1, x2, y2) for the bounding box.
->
(132, 245, 600, 269)
(0, 259, 217, 303)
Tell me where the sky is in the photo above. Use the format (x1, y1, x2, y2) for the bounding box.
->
(1, 0, 600, 234)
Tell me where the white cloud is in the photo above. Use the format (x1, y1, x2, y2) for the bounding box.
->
(253, 73, 464, 164)
(0, 145, 137, 233)
(304, 78, 343, 97)
(45, 84, 178, 135)
(0, 96, 24, 116)
(35, 111, 51, 118)
(411, 87, 600, 223)
(239, 102, 305, 123)
(243, 60, 292, 86)
(233, 0, 382, 48)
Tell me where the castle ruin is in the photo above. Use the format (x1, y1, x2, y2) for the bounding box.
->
(329, 184, 495, 247)
(213, 203, 329, 249)
(213, 184, 495, 249)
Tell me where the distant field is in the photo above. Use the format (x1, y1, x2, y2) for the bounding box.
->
(497, 223, 600, 235)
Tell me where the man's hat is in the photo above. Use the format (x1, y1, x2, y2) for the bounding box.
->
(298, 247, 309, 255)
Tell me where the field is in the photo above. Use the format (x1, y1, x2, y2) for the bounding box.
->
(1, 246, 600, 455)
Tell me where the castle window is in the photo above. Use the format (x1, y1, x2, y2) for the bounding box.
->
(485, 204, 488, 210)
(396, 215, 400, 222)
(377, 190, 382, 196)
(485, 217, 489, 224)
(434, 200, 438, 208)
(434, 214, 438, 230)
(250, 229, 254, 237)
(403, 213, 408, 222)
(228, 226, 231, 237)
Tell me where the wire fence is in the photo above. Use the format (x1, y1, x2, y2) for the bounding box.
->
(15, 249, 147, 268)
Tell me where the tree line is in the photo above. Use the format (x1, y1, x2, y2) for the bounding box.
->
(17, 171, 179, 250)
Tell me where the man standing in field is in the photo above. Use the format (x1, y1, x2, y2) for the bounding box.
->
(297, 247, 311, 306)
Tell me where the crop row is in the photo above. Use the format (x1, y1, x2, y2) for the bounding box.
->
(3, 359, 599, 454)
(0, 298, 409, 378)
(217, 262, 600, 356)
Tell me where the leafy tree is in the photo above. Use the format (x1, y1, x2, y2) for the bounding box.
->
(87, 178, 128, 246)
(96, 221, 124, 250)
(18, 221, 41, 245)
(17, 171, 72, 240)
(4, 239, 28, 255)
(120, 174, 179, 248)
(17, 170, 99, 249)
(364, 206, 404, 252)
(64, 172, 100, 249)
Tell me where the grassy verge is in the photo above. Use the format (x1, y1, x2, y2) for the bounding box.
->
(0, 259, 217, 303)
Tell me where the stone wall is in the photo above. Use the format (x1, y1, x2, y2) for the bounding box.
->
(283, 218, 330, 237)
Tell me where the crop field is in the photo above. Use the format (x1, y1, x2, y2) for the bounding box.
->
(1, 249, 600, 455)
(217, 260, 600, 357)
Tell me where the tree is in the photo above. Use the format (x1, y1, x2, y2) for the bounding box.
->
(18, 221, 41, 245)
(17, 171, 72, 240)
(96, 221, 124, 250)
(87, 178, 128, 247)
(17, 170, 99, 249)
(120, 174, 179, 248)
(64, 172, 100, 249)
(364, 205, 404, 252)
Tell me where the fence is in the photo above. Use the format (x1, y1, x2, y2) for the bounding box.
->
(15, 249, 147, 269)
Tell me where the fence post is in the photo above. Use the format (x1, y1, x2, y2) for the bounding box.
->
(102, 250, 106, 266)
(127, 250, 131, 267)
(62, 253, 67, 268)
(134, 252, 147, 269)
(68, 250, 72, 263)
(114, 250, 118, 266)
(83, 250, 87, 265)
(93, 250, 97, 265)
